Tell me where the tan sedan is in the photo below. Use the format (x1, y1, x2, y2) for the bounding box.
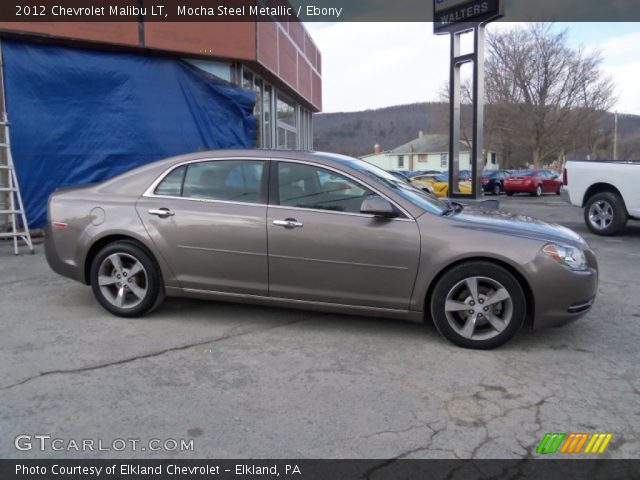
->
(45, 150, 598, 349)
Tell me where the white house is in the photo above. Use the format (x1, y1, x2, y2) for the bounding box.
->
(361, 133, 499, 172)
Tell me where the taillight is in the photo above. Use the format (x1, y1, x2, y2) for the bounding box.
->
(563, 168, 568, 185)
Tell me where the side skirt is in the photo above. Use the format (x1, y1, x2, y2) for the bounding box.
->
(164, 287, 425, 323)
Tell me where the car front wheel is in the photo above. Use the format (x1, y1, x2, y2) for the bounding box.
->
(430, 262, 526, 349)
(493, 184, 501, 195)
(90, 241, 164, 317)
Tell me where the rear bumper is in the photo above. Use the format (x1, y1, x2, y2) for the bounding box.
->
(44, 223, 85, 283)
(505, 183, 535, 193)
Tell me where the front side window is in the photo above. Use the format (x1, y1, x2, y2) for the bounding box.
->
(156, 160, 265, 204)
(277, 162, 374, 214)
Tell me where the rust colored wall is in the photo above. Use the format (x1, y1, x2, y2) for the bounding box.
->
(257, 20, 321, 111)
(0, 22, 140, 46)
(144, 22, 256, 60)
(0, 20, 321, 111)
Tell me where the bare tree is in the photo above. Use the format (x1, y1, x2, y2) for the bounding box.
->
(485, 23, 615, 167)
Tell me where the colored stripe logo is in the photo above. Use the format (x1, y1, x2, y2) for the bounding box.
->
(537, 433, 613, 455)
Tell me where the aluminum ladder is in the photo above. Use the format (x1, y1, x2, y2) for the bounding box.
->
(0, 40, 34, 255)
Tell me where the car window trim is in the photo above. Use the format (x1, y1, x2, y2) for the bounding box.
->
(144, 156, 415, 221)
(269, 158, 415, 221)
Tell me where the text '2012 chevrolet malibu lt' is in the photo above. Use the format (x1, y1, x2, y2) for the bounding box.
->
(45, 150, 598, 349)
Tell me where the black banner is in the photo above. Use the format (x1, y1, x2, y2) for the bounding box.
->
(1, 459, 640, 480)
(1, 0, 640, 22)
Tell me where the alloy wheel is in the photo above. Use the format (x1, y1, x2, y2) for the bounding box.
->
(97, 253, 149, 309)
(588, 200, 614, 231)
(444, 276, 513, 341)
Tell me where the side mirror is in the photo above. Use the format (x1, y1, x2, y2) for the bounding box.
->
(360, 196, 398, 218)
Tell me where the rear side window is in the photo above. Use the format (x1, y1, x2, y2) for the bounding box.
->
(154, 165, 186, 196)
(155, 161, 265, 204)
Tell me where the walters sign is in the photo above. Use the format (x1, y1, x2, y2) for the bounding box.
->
(433, 0, 503, 33)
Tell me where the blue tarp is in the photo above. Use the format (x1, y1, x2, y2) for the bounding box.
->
(2, 40, 257, 228)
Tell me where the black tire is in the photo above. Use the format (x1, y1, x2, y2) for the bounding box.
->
(556, 186, 562, 195)
(492, 183, 501, 196)
(506, 192, 514, 197)
(532, 185, 543, 197)
(584, 191, 628, 236)
(90, 241, 164, 317)
(430, 261, 526, 349)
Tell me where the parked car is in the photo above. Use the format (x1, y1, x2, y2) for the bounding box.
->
(45, 150, 598, 349)
(482, 170, 511, 195)
(407, 170, 441, 178)
(458, 170, 473, 183)
(410, 173, 472, 197)
(564, 160, 640, 236)
(389, 171, 436, 195)
(388, 171, 410, 181)
(504, 170, 562, 197)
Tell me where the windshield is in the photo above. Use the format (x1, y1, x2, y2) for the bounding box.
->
(326, 155, 449, 215)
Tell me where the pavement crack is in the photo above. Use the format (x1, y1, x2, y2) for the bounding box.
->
(0, 318, 307, 391)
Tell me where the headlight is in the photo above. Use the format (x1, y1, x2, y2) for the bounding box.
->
(541, 243, 588, 271)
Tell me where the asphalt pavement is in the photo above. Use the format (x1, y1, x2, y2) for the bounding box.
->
(0, 194, 638, 459)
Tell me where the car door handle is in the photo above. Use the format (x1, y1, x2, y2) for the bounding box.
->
(148, 208, 175, 218)
(273, 219, 303, 229)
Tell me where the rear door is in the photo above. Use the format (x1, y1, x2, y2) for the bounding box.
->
(266, 161, 421, 310)
(136, 159, 269, 295)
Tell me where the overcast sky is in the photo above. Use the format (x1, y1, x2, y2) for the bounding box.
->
(305, 22, 640, 115)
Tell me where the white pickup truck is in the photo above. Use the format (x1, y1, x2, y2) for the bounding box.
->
(564, 160, 640, 236)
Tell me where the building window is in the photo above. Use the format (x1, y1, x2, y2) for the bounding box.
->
(240, 66, 313, 150)
(398, 155, 405, 168)
(277, 93, 297, 149)
(490, 152, 497, 165)
(440, 154, 448, 168)
(263, 84, 272, 148)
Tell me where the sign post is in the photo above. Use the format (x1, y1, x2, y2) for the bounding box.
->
(434, 0, 503, 200)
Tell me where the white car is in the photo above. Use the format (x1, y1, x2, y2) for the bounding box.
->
(564, 160, 640, 236)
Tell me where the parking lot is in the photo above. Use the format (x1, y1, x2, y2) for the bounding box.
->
(1, 194, 639, 459)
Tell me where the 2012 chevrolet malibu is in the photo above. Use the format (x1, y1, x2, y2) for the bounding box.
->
(45, 150, 598, 349)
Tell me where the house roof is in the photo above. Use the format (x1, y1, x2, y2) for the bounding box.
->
(391, 134, 470, 155)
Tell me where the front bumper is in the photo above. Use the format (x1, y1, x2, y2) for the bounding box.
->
(527, 249, 599, 329)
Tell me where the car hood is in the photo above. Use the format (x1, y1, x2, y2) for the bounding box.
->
(449, 207, 587, 247)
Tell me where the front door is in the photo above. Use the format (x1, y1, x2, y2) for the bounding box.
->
(136, 159, 269, 295)
(267, 161, 421, 310)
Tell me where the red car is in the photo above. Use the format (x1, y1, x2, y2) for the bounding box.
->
(504, 170, 562, 197)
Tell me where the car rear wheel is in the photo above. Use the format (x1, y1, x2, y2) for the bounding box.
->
(506, 191, 514, 197)
(532, 185, 543, 197)
(90, 241, 164, 317)
(584, 192, 628, 236)
(492, 184, 501, 195)
(430, 262, 526, 349)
